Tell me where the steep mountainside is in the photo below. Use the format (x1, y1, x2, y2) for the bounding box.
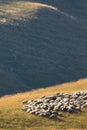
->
(0, 0, 87, 96)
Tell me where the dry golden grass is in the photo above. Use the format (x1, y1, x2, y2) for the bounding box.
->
(0, 78, 87, 130)
(0, 1, 58, 25)
(0, 1, 75, 25)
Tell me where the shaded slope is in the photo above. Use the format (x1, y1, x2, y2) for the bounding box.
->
(0, 0, 87, 96)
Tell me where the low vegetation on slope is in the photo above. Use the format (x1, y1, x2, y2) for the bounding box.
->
(0, 0, 87, 96)
(0, 78, 87, 130)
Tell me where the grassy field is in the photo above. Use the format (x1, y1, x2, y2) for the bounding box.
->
(0, 78, 87, 130)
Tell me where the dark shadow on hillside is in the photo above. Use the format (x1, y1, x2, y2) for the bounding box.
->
(0, 1, 87, 96)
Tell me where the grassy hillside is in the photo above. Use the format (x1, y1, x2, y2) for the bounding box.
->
(0, 78, 87, 130)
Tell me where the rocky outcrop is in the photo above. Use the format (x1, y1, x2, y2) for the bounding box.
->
(22, 91, 87, 119)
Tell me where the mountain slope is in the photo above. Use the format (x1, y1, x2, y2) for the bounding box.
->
(0, 0, 87, 96)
